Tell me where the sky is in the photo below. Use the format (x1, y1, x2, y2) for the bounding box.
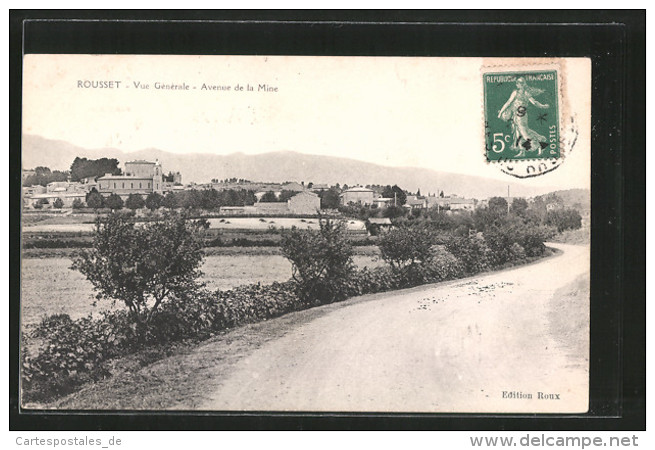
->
(22, 55, 591, 189)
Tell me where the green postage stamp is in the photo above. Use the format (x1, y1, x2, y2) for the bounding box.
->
(484, 70, 559, 163)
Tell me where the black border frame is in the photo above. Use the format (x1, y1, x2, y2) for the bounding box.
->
(9, 10, 645, 431)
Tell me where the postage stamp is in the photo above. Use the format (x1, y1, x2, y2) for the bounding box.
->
(484, 70, 559, 162)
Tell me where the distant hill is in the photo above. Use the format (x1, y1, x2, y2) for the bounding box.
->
(535, 188, 591, 211)
(21, 134, 564, 200)
(551, 189, 590, 211)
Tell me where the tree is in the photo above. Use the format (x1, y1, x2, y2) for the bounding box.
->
(278, 190, 297, 202)
(72, 198, 85, 209)
(382, 205, 406, 219)
(381, 185, 407, 206)
(378, 225, 435, 274)
(281, 216, 355, 303)
(200, 189, 221, 210)
(71, 212, 207, 334)
(260, 191, 278, 202)
(488, 196, 509, 215)
(52, 198, 64, 209)
(145, 192, 164, 211)
(243, 190, 257, 206)
(180, 189, 203, 210)
(70, 157, 121, 182)
(86, 191, 104, 210)
(510, 198, 529, 217)
(23, 166, 69, 187)
(319, 187, 341, 209)
(125, 193, 145, 211)
(105, 193, 124, 211)
(162, 192, 178, 209)
(545, 208, 582, 233)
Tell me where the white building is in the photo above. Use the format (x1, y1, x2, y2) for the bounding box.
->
(340, 186, 376, 206)
(97, 160, 164, 198)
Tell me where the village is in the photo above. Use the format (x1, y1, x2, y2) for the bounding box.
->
(21, 157, 567, 219)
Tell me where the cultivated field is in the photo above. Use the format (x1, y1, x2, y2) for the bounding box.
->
(21, 250, 383, 327)
(22, 217, 367, 233)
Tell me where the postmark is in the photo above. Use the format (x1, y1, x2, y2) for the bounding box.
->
(483, 66, 573, 179)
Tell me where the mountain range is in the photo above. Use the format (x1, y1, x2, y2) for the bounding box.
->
(21, 134, 573, 200)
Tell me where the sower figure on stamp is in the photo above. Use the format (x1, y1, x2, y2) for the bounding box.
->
(497, 77, 550, 157)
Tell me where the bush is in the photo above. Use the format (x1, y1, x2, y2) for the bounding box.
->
(52, 198, 64, 209)
(377, 225, 435, 275)
(517, 225, 555, 257)
(545, 208, 582, 233)
(482, 217, 553, 265)
(509, 242, 527, 261)
(445, 234, 493, 275)
(71, 212, 207, 338)
(23, 212, 554, 404)
(343, 250, 464, 295)
(21, 312, 135, 403)
(483, 225, 519, 265)
(281, 216, 355, 304)
(72, 198, 85, 209)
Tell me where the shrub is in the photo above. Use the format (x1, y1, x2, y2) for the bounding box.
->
(343, 250, 464, 295)
(445, 234, 493, 275)
(483, 225, 519, 265)
(71, 212, 207, 338)
(281, 216, 355, 304)
(21, 311, 135, 403)
(545, 208, 583, 233)
(517, 225, 555, 257)
(52, 198, 64, 209)
(72, 198, 85, 209)
(377, 225, 435, 275)
(509, 242, 527, 261)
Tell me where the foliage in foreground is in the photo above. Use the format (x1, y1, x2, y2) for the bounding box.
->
(71, 212, 207, 332)
(22, 213, 553, 405)
(280, 216, 355, 304)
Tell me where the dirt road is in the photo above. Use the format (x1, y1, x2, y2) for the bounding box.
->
(199, 243, 589, 413)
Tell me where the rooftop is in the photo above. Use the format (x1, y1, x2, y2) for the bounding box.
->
(97, 174, 154, 180)
(126, 160, 157, 165)
(342, 186, 374, 193)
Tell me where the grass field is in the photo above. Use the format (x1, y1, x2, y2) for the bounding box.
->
(21, 250, 383, 327)
(22, 217, 367, 233)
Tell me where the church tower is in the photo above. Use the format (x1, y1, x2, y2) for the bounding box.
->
(153, 160, 163, 193)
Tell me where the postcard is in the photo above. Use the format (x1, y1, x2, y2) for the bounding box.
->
(20, 55, 591, 413)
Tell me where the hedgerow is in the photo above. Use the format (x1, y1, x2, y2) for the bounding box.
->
(22, 214, 554, 405)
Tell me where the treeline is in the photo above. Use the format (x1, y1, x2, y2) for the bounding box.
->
(23, 158, 122, 187)
(70, 157, 121, 182)
(79, 188, 344, 211)
(81, 188, 259, 211)
(22, 167, 69, 187)
(347, 195, 583, 237)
